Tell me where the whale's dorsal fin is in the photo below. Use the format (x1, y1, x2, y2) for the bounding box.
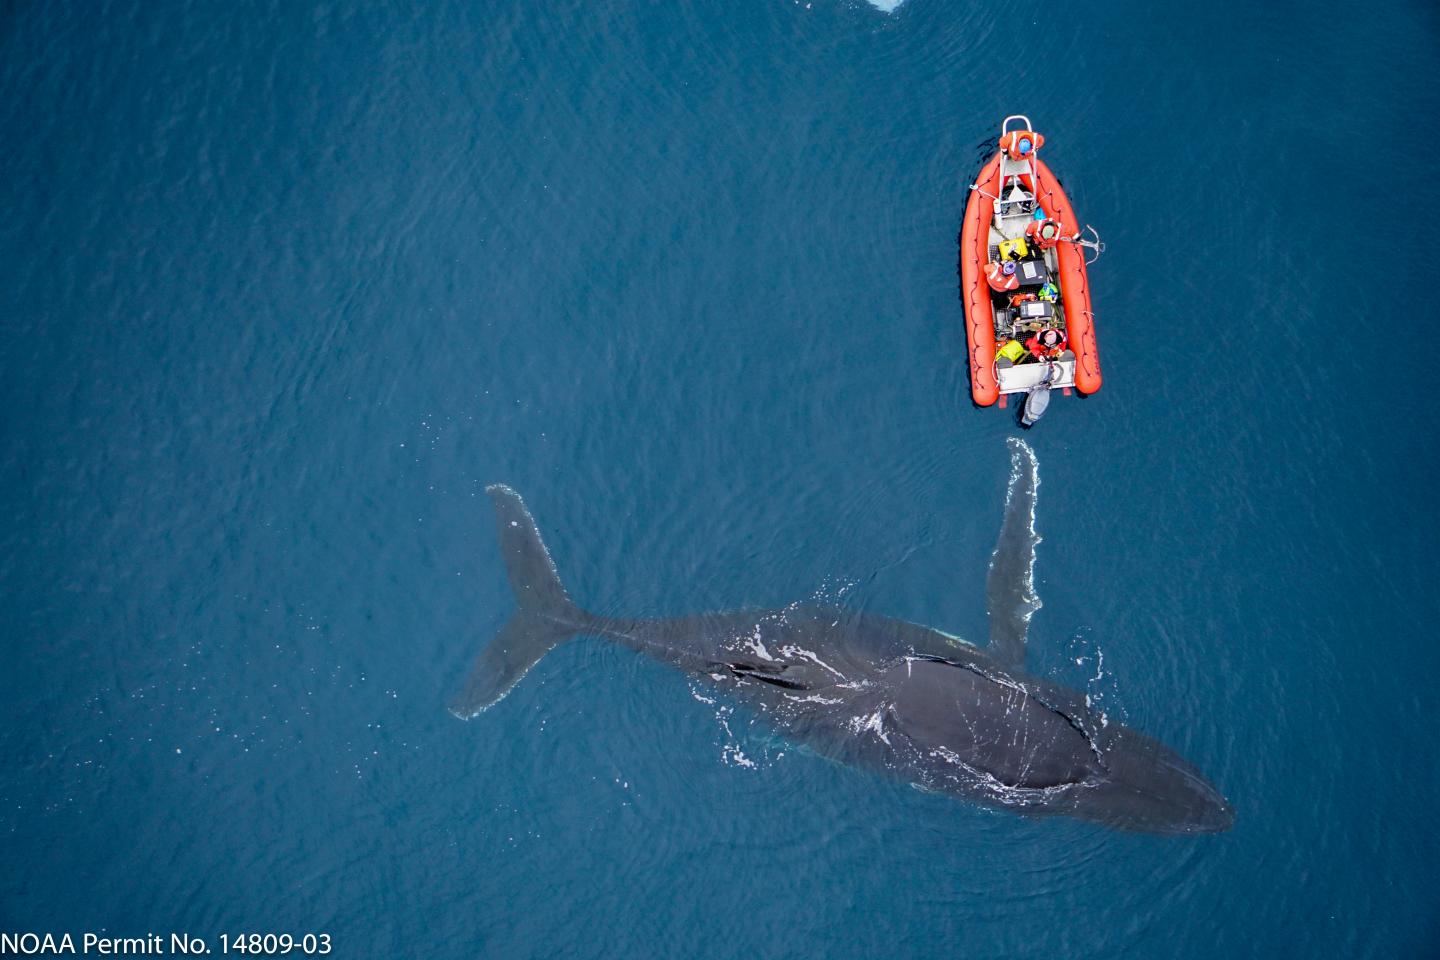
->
(986, 438, 1042, 669)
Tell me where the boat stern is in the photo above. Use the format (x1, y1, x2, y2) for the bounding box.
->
(996, 353, 1076, 397)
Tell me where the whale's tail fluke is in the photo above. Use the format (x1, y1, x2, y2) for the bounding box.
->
(448, 485, 591, 719)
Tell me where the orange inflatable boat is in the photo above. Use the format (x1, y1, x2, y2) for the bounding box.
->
(961, 116, 1104, 423)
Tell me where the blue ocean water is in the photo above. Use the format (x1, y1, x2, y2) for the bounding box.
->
(3, 0, 1438, 956)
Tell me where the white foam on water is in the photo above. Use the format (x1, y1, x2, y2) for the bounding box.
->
(782, 692, 844, 706)
(848, 706, 892, 744)
(742, 625, 776, 662)
(715, 706, 758, 768)
(812, 576, 857, 603)
(779, 644, 846, 680)
(691, 688, 763, 770)
(1066, 627, 1127, 728)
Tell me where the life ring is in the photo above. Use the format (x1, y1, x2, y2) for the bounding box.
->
(1026, 217, 1064, 249)
(985, 260, 1019, 292)
(999, 130, 1045, 160)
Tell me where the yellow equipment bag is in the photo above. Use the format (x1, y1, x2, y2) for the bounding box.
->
(996, 339, 1025, 363)
(998, 237, 1029, 261)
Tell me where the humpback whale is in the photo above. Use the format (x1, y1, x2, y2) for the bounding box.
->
(450, 440, 1234, 834)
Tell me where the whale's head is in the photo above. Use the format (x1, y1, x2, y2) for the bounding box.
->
(876, 656, 1233, 834)
(1074, 726, 1235, 835)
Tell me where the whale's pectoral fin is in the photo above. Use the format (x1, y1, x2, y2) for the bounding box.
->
(986, 438, 1042, 669)
(448, 485, 591, 719)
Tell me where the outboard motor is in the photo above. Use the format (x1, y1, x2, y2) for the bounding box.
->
(1020, 364, 1058, 427)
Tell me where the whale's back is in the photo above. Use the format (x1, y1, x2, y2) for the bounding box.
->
(889, 658, 1101, 789)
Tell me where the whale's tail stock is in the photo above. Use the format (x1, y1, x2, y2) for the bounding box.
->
(448, 485, 590, 719)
